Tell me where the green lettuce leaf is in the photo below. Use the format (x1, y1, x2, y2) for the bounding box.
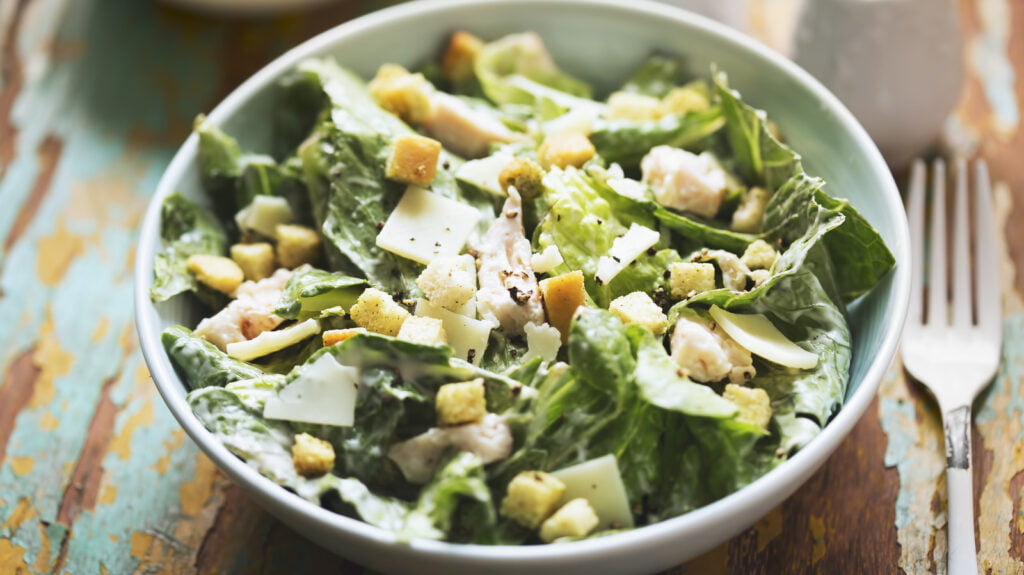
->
(713, 70, 801, 191)
(274, 266, 367, 320)
(616, 55, 682, 98)
(589, 107, 725, 169)
(150, 193, 227, 303)
(188, 386, 413, 532)
(475, 32, 593, 109)
(295, 59, 495, 296)
(535, 167, 675, 307)
(162, 326, 264, 389)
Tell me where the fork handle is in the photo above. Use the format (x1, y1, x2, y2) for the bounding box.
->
(944, 405, 978, 575)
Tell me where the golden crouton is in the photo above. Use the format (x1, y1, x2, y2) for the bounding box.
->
(500, 471, 567, 529)
(606, 92, 664, 122)
(368, 64, 434, 124)
(669, 262, 716, 299)
(230, 242, 276, 281)
(275, 224, 321, 269)
(435, 378, 486, 426)
(322, 327, 367, 347)
(538, 133, 595, 170)
(292, 432, 335, 477)
(609, 291, 668, 335)
(186, 254, 244, 295)
(539, 270, 586, 342)
(497, 157, 545, 200)
(740, 239, 777, 271)
(348, 287, 410, 336)
(385, 134, 442, 186)
(661, 85, 711, 115)
(539, 498, 600, 543)
(416, 254, 477, 312)
(723, 383, 773, 429)
(731, 187, 771, 233)
(397, 316, 448, 346)
(441, 30, 484, 85)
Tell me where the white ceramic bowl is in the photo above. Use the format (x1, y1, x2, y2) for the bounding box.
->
(135, 1, 911, 573)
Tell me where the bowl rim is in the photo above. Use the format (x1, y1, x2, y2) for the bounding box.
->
(135, 0, 911, 563)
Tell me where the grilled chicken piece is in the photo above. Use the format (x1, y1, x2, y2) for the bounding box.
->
(475, 188, 545, 334)
(194, 268, 293, 350)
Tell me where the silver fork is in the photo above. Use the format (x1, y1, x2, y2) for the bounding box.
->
(902, 158, 1002, 575)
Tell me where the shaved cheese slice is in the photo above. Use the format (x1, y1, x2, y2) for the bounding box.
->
(263, 353, 359, 427)
(709, 305, 818, 369)
(415, 299, 494, 366)
(531, 245, 564, 275)
(552, 454, 634, 530)
(543, 106, 600, 136)
(522, 321, 561, 363)
(595, 223, 660, 285)
(376, 186, 482, 265)
(455, 151, 515, 196)
(235, 195, 293, 238)
(226, 319, 321, 361)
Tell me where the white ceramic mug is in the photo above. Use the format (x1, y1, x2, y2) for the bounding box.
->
(791, 0, 964, 169)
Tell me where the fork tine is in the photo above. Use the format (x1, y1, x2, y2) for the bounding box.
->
(907, 159, 927, 328)
(952, 158, 972, 327)
(928, 159, 948, 326)
(973, 160, 1001, 335)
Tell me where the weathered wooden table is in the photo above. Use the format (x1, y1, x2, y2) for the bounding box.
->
(1, 0, 1022, 572)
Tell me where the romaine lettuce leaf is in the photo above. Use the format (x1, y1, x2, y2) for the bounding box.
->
(475, 32, 593, 109)
(294, 59, 496, 296)
(162, 326, 264, 390)
(274, 266, 367, 320)
(150, 193, 227, 303)
(589, 107, 725, 168)
(535, 167, 674, 306)
(616, 55, 683, 98)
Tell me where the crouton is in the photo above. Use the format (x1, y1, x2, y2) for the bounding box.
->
(609, 291, 668, 335)
(661, 85, 711, 115)
(740, 239, 777, 270)
(731, 186, 770, 233)
(416, 254, 477, 312)
(275, 224, 321, 269)
(538, 133, 595, 170)
(669, 262, 716, 299)
(397, 315, 448, 346)
(230, 242, 276, 281)
(539, 498, 600, 543)
(186, 254, 244, 295)
(723, 383, 773, 429)
(368, 64, 434, 124)
(497, 157, 545, 200)
(500, 471, 567, 529)
(539, 270, 586, 342)
(435, 378, 486, 426)
(291, 433, 335, 477)
(606, 92, 664, 122)
(441, 31, 484, 85)
(385, 134, 442, 186)
(348, 287, 410, 336)
(322, 327, 367, 347)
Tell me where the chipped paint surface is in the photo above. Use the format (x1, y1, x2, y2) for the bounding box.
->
(969, 0, 1020, 136)
(754, 507, 782, 552)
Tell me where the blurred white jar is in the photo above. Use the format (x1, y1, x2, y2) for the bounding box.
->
(791, 0, 964, 168)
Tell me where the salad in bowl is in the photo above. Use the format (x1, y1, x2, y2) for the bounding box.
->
(149, 29, 894, 546)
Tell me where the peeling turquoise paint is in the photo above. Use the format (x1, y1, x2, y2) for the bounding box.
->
(971, 0, 1020, 133)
